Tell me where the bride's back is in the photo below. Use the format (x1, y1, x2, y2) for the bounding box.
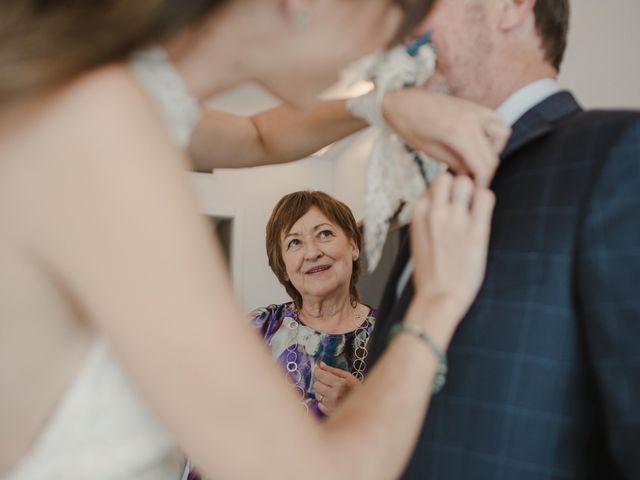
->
(0, 2, 222, 473)
(0, 60, 186, 480)
(0, 91, 97, 473)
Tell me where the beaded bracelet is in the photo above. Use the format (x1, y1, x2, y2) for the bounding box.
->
(390, 322, 448, 394)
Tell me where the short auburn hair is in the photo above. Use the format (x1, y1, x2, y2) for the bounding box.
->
(534, 0, 570, 71)
(266, 191, 363, 309)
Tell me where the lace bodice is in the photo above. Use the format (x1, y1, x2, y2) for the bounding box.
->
(129, 48, 202, 149)
(3, 340, 184, 480)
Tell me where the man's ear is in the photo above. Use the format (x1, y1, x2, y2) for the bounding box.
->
(351, 239, 360, 261)
(499, 0, 536, 32)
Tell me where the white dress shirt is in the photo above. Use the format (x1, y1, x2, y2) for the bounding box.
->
(497, 78, 560, 127)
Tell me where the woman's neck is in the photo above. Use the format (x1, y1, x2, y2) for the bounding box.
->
(298, 292, 366, 334)
(164, 27, 245, 101)
(163, 1, 276, 102)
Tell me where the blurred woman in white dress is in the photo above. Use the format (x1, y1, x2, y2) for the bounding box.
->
(0, 1, 502, 479)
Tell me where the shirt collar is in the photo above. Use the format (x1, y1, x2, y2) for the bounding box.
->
(497, 78, 560, 127)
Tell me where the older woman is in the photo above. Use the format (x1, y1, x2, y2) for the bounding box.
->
(252, 191, 375, 419)
(187, 191, 376, 477)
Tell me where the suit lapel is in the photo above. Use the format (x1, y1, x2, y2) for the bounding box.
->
(501, 91, 582, 159)
(367, 226, 413, 366)
(376, 93, 582, 317)
(376, 226, 411, 313)
(371, 91, 584, 367)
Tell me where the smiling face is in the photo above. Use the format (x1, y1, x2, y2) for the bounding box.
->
(280, 207, 359, 305)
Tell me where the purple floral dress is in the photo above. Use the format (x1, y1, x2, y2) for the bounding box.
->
(251, 302, 377, 419)
(186, 302, 377, 479)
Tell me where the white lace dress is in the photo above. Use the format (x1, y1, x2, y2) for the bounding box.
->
(3, 341, 185, 480)
(3, 50, 202, 480)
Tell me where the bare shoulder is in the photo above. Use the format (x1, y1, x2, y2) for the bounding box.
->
(63, 64, 175, 147)
(0, 63, 202, 334)
(0, 63, 180, 179)
(0, 63, 189, 238)
(0, 67, 157, 471)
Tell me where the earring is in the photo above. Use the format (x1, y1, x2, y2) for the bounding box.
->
(294, 10, 310, 31)
(353, 255, 359, 262)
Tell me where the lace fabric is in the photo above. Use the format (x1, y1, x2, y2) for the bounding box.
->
(4, 49, 200, 480)
(130, 48, 202, 150)
(346, 41, 442, 271)
(3, 340, 184, 480)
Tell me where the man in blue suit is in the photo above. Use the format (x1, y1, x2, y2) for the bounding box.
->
(369, 0, 640, 478)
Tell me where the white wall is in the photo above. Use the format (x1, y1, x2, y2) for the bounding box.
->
(193, 1, 640, 311)
(559, 0, 640, 109)
(192, 83, 337, 311)
(192, 159, 334, 311)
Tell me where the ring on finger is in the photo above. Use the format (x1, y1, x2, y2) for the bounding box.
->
(483, 118, 503, 137)
(317, 394, 324, 403)
(451, 191, 472, 206)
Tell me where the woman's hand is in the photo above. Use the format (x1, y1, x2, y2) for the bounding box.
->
(410, 173, 496, 343)
(313, 362, 362, 416)
(382, 89, 511, 187)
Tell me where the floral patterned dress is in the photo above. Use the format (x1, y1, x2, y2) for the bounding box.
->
(251, 302, 377, 419)
(186, 302, 377, 479)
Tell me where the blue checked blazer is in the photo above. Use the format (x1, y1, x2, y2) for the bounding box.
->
(368, 91, 640, 479)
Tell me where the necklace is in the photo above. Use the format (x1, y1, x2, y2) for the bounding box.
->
(282, 303, 373, 411)
(283, 314, 308, 412)
(351, 312, 371, 381)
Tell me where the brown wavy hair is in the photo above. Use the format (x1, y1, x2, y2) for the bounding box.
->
(0, 0, 225, 105)
(266, 191, 363, 309)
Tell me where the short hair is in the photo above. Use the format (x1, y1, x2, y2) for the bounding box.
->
(266, 191, 363, 309)
(394, 0, 438, 44)
(534, 0, 570, 71)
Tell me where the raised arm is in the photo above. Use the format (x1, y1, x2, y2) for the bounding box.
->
(33, 69, 494, 480)
(189, 89, 510, 186)
(189, 99, 366, 171)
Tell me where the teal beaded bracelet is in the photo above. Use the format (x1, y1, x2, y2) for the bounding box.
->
(389, 322, 448, 394)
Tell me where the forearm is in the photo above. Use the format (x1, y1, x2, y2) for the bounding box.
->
(316, 175, 493, 479)
(189, 99, 367, 171)
(317, 296, 459, 480)
(186, 296, 458, 480)
(41, 73, 469, 480)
